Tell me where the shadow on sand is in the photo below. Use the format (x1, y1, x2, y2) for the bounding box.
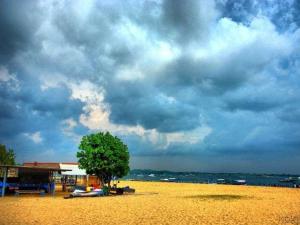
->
(185, 194, 250, 201)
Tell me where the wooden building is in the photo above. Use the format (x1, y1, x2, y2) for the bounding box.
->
(0, 165, 69, 197)
(22, 162, 101, 191)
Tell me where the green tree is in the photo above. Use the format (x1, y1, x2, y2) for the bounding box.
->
(77, 132, 130, 188)
(0, 144, 16, 165)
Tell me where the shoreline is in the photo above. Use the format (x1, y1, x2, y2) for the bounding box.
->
(123, 179, 300, 189)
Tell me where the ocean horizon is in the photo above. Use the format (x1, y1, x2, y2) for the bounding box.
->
(124, 169, 300, 187)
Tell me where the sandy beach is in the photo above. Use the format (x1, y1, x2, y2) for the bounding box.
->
(0, 181, 300, 225)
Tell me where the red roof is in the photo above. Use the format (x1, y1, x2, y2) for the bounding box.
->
(23, 162, 79, 169)
(23, 162, 60, 169)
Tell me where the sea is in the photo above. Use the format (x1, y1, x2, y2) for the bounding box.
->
(124, 170, 300, 188)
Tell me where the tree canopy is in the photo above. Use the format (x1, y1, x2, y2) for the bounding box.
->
(0, 144, 16, 165)
(77, 132, 130, 187)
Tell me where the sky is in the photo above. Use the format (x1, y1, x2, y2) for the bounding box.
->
(0, 0, 300, 174)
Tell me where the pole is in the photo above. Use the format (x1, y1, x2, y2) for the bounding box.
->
(2, 167, 8, 197)
(51, 171, 55, 196)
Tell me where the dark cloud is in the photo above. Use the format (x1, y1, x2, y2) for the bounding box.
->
(277, 106, 300, 123)
(106, 81, 201, 132)
(161, 0, 218, 43)
(0, 1, 42, 62)
(293, 0, 300, 27)
(224, 99, 279, 112)
(157, 40, 283, 96)
(157, 55, 250, 95)
(32, 86, 83, 119)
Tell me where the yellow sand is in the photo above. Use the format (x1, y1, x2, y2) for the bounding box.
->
(0, 181, 300, 225)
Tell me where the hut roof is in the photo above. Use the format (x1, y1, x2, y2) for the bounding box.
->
(23, 162, 60, 169)
(0, 165, 70, 172)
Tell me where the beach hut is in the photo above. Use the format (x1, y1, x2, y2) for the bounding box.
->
(0, 165, 70, 197)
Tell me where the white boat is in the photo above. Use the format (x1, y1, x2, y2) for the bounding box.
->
(232, 179, 246, 185)
(168, 178, 177, 182)
(160, 178, 169, 181)
(148, 174, 155, 177)
(217, 179, 226, 184)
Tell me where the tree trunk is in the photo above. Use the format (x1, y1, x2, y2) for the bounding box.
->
(98, 175, 104, 188)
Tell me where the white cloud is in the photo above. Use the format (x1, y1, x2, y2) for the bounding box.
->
(115, 66, 145, 81)
(61, 118, 81, 143)
(0, 66, 12, 82)
(192, 16, 292, 61)
(69, 80, 104, 103)
(0, 66, 19, 90)
(24, 132, 43, 144)
(63, 118, 77, 129)
(40, 72, 67, 91)
(165, 126, 212, 147)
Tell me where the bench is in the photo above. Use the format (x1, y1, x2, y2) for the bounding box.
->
(15, 190, 46, 196)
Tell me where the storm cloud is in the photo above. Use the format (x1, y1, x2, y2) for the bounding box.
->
(0, 0, 300, 173)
